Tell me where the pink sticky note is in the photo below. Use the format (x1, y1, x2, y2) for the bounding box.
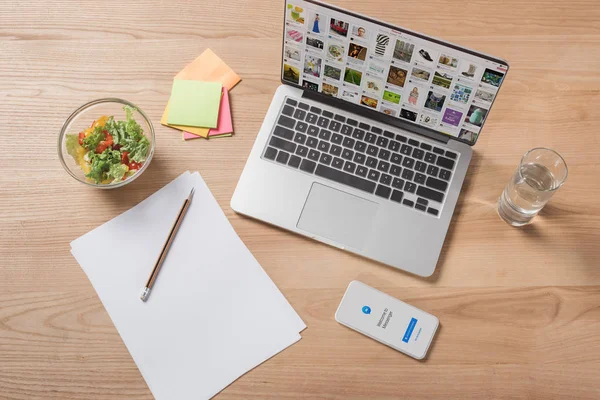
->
(183, 88, 233, 140)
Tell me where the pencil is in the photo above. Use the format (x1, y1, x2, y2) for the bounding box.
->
(140, 186, 195, 302)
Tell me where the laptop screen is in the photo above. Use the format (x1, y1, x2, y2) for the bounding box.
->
(281, 0, 508, 145)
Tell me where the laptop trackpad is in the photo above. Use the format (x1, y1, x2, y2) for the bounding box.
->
(297, 183, 379, 251)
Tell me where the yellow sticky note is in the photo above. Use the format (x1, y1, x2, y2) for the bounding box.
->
(162, 49, 241, 136)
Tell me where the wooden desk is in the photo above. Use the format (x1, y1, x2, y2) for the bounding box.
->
(1, 0, 599, 398)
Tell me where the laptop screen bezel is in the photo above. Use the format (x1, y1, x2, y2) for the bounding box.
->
(279, 0, 510, 146)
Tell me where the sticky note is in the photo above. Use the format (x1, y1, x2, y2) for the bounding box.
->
(175, 49, 241, 91)
(167, 80, 222, 128)
(183, 88, 233, 140)
(161, 100, 210, 137)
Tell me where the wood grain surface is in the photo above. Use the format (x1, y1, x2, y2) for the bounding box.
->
(1, 0, 599, 399)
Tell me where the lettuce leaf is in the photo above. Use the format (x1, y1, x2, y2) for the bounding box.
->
(65, 134, 81, 161)
(82, 126, 105, 151)
(108, 163, 129, 182)
(85, 149, 122, 183)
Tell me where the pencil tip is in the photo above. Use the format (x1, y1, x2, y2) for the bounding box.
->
(189, 187, 195, 199)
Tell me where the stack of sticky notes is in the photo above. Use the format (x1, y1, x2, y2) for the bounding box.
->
(161, 49, 241, 140)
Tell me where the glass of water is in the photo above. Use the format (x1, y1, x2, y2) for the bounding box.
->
(497, 148, 568, 226)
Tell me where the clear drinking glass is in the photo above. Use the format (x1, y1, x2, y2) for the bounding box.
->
(497, 148, 568, 226)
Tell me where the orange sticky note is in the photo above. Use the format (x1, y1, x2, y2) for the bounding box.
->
(175, 49, 241, 91)
(162, 49, 241, 137)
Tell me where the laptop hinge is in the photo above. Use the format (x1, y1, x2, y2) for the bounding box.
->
(301, 89, 451, 144)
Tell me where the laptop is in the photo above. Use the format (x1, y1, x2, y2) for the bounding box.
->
(231, 0, 509, 277)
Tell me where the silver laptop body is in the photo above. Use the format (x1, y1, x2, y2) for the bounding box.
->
(232, 0, 508, 277)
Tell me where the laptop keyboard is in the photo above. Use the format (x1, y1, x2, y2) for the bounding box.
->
(262, 97, 459, 217)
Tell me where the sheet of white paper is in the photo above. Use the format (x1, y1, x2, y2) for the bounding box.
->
(70, 171, 305, 399)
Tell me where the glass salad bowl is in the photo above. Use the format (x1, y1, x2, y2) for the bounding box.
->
(58, 98, 155, 189)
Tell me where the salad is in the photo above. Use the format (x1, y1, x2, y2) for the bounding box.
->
(65, 106, 150, 184)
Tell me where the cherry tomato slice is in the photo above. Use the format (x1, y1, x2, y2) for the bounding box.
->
(78, 131, 85, 146)
(121, 151, 129, 165)
(128, 161, 142, 170)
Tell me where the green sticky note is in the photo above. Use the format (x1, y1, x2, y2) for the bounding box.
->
(167, 80, 222, 128)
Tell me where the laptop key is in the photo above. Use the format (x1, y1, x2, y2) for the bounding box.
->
(330, 145, 342, 156)
(329, 120, 342, 132)
(392, 178, 404, 189)
(402, 169, 414, 180)
(278, 115, 296, 128)
(420, 143, 432, 151)
(390, 153, 402, 165)
(415, 161, 427, 172)
(300, 159, 316, 174)
(405, 182, 417, 193)
(282, 105, 295, 117)
(341, 124, 353, 135)
(318, 140, 330, 152)
(427, 207, 439, 216)
(276, 151, 289, 164)
(402, 158, 415, 169)
(365, 132, 377, 144)
(295, 121, 308, 133)
(293, 108, 306, 120)
(388, 140, 400, 152)
(352, 128, 365, 140)
(319, 153, 332, 165)
(342, 149, 354, 160)
(354, 153, 366, 164)
(390, 165, 402, 176)
(403, 199, 414, 207)
(366, 157, 378, 168)
(436, 156, 455, 170)
(372, 127, 383, 134)
(417, 198, 428, 206)
(359, 122, 370, 130)
(391, 190, 404, 203)
(307, 125, 319, 136)
(332, 157, 344, 169)
(379, 173, 392, 185)
(354, 141, 367, 153)
(426, 176, 448, 192)
(417, 186, 444, 202)
(396, 134, 407, 143)
(296, 145, 308, 157)
(412, 148, 424, 160)
(427, 165, 440, 177)
(415, 173, 426, 185)
(408, 139, 419, 146)
(356, 165, 368, 177)
(415, 203, 427, 212)
(375, 185, 391, 199)
(315, 164, 376, 193)
(439, 169, 452, 181)
(274, 125, 294, 140)
(367, 145, 378, 156)
(343, 137, 355, 148)
(445, 151, 457, 159)
(332, 153, 347, 169)
(294, 132, 307, 144)
(334, 114, 346, 122)
(319, 129, 331, 140)
(433, 146, 445, 155)
(306, 137, 319, 148)
(347, 118, 358, 126)
(323, 110, 334, 118)
(378, 148, 391, 160)
(286, 98, 298, 106)
(318, 117, 330, 128)
(424, 152, 436, 163)
(306, 113, 318, 124)
(308, 149, 320, 161)
(331, 133, 343, 144)
(377, 160, 390, 173)
(376, 136, 389, 147)
(298, 102, 310, 110)
(270, 136, 296, 152)
(383, 130, 394, 138)
(288, 155, 301, 168)
(264, 146, 277, 160)
(368, 170, 380, 181)
(310, 106, 321, 114)
(400, 144, 412, 155)
(343, 161, 357, 174)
